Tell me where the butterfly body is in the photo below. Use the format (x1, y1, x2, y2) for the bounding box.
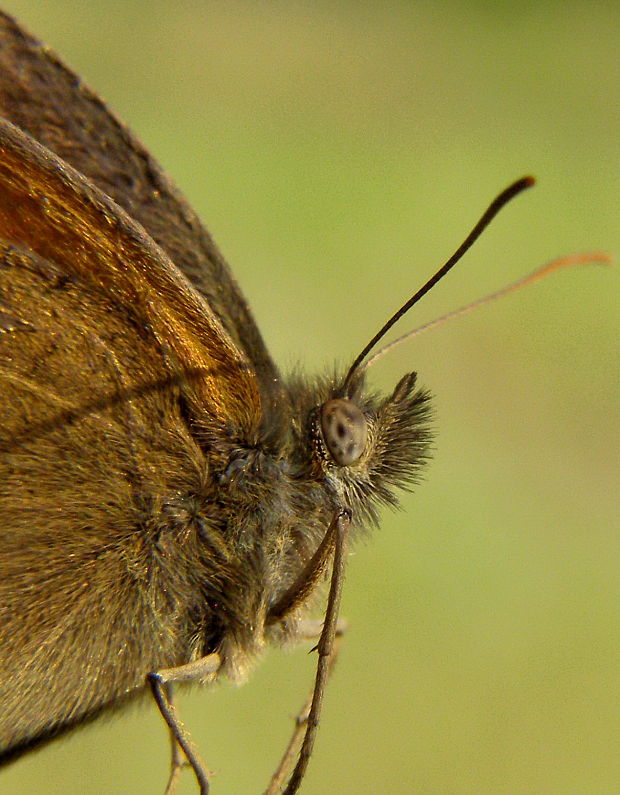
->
(0, 12, 432, 773)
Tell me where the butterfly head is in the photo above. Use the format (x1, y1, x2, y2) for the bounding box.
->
(285, 369, 432, 528)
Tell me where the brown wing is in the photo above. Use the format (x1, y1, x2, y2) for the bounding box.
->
(0, 10, 280, 396)
(0, 118, 262, 429)
(0, 237, 201, 752)
(0, 118, 262, 754)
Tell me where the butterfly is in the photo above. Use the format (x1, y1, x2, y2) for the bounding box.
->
(0, 10, 606, 795)
(0, 10, 434, 791)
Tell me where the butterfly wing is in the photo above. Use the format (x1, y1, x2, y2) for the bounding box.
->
(0, 119, 258, 755)
(0, 118, 262, 428)
(0, 11, 280, 398)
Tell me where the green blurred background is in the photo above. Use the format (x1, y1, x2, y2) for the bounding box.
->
(1, 2, 618, 793)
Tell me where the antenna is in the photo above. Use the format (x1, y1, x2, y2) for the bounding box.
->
(362, 252, 612, 370)
(342, 176, 535, 395)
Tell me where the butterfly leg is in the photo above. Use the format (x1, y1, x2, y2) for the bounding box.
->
(163, 683, 188, 795)
(296, 616, 348, 641)
(265, 617, 347, 794)
(148, 652, 221, 795)
(265, 509, 351, 795)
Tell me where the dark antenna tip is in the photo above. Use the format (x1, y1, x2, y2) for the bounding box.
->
(342, 176, 536, 395)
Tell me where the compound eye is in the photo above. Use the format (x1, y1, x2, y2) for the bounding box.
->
(320, 399, 368, 466)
